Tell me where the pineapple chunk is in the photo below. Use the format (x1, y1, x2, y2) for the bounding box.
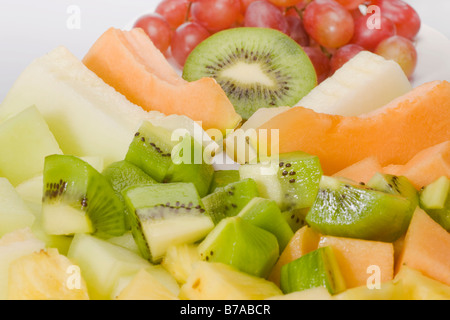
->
(8, 248, 89, 300)
(179, 261, 282, 300)
(267, 287, 333, 300)
(161, 243, 201, 285)
(0, 228, 45, 299)
(392, 266, 450, 300)
(117, 269, 179, 300)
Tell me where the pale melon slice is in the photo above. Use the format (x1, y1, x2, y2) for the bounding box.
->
(0, 106, 62, 186)
(295, 51, 412, 116)
(0, 178, 36, 238)
(0, 228, 45, 299)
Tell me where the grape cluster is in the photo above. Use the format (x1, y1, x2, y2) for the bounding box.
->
(133, 0, 421, 81)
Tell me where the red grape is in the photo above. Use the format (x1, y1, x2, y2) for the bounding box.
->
(134, 13, 173, 53)
(333, 0, 366, 10)
(351, 14, 396, 51)
(375, 35, 417, 78)
(190, 0, 242, 32)
(170, 22, 210, 67)
(240, 0, 258, 13)
(330, 43, 365, 73)
(155, 0, 190, 30)
(370, 0, 421, 40)
(243, 0, 289, 34)
(303, 46, 331, 83)
(268, 0, 304, 7)
(286, 15, 309, 47)
(303, 0, 354, 49)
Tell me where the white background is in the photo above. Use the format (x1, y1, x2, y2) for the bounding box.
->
(0, 0, 448, 101)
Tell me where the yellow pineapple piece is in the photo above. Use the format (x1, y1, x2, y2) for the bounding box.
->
(267, 287, 333, 300)
(333, 282, 397, 300)
(179, 261, 282, 300)
(8, 248, 89, 300)
(117, 268, 179, 300)
(392, 266, 450, 300)
(161, 243, 200, 285)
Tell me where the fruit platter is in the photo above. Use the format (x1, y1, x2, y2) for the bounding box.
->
(0, 0, 449, 301)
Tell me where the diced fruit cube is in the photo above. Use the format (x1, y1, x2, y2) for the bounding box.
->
(0, 106, 62, 186)
(161, 243, 201, 285)
(179, 261, 282, 300)
(0, 178, 35, 238)
(419, 176, 450, 231)
(8, 248, 89, 300)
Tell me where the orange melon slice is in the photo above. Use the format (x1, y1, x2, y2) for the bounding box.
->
(332, 156, 383, 185)
(268, 225, 320, 287)
(318, 236, 394, 289)
(257, 80, 450, 175)
(395, 208, 450, 286)
(83, 28, 242, 133)
(383, 140, 450, 190)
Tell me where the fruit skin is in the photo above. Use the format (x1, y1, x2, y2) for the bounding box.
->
(375, 35, 417, 78)
(350, 14, 396, 52)
(280, 246, 346, 295)
(0, 106, 63, 186)
(170, 22, 211, 67)
(179, 261, 283, 300)
(82, 28, 241, 134)
(258, 80, 450, 175)
(133, 13, 173, 53)
(8, 248, 90, 300)
(306, 176, 413, 243)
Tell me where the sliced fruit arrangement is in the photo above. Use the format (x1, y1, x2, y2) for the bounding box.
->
(0, 0, 449, 302)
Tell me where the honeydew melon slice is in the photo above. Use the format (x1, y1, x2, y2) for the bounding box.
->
(0, 106, 62, 186)
(0, 46, 216, 167)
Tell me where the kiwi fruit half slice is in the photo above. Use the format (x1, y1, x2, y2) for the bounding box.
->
(201, 178, 259, 224)
(209, 169, 240, 193)
(239, 151, 323, 212)
(42, 155, 128, 239)
(197, 216, 279, 278)
(182, 27, 317, 120)
(125, 120, 214, 197)
(122, 182, 214, 263)
(305, 176, 413, 242)
(280, 246, 346, 295)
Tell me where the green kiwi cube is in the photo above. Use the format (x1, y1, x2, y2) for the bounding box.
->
(237, 197, 293, 251)
(202, 178, 259, 224)
(239, 151, 322, 212)
(209, 169, 240, 193)
(125, 121, 214, 197)
(419, 176, 450, 231)
(280, 246, 346, 295)
(305, 176, 413, 242)
(122, 182, 214, 263)
(42, 155, 128, 239)
(197, 216, 279, 278)
(182, 27, 317, 120)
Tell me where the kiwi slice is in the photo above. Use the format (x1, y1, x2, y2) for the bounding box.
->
(182, 27, 317, 119)
(419, 176, 450, 231)
(280, 246, 346, 295)
(305, 176, 413, 242)
(197, 216, 279, 278)
(201, 178, 259, 224)
(125, 121, 214, 197)
(42, 155, 127, 239)
(239, 151, 322, 212)
(122, 182, 214, 263)
(209, 169, 240, 193)
(237, 197, 293, 251)
(281, 208, 309, 233)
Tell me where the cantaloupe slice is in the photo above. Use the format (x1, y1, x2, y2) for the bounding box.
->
(383, 140, 450, 190)
(332, 156, 383, 185)
(317, 236, 394, 289)
(268, 225, 320, 287)
(395, 207, 450, 286)
(83, 28, 242, 134)
(256, 80, 450, 175)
